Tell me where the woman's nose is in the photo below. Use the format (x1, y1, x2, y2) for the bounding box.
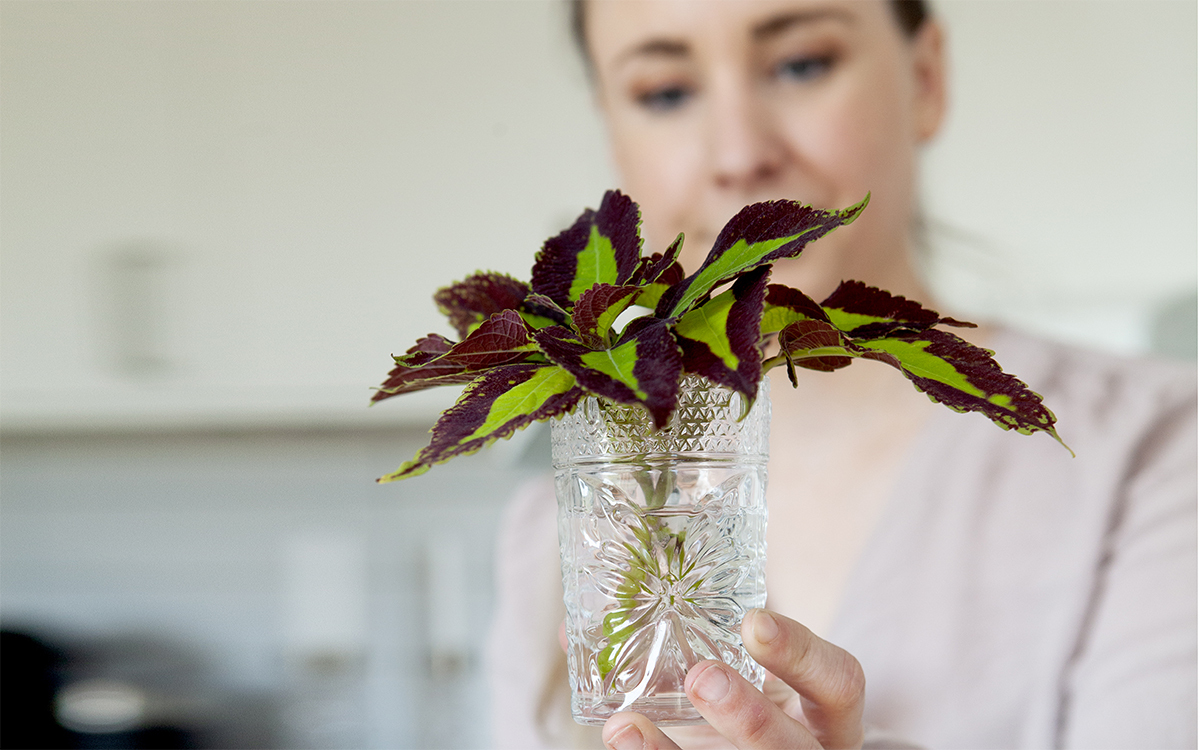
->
(706, 76, 786, 192)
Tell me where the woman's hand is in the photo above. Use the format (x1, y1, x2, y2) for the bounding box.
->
(601, 609, 866, 750)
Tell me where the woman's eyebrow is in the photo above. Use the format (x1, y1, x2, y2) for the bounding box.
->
(616, 38, 690, 66)
(612, 8, 854, 68)
(752, 9, 856, 41)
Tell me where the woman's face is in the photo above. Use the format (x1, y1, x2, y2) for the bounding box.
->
(586, 0, 945, 299)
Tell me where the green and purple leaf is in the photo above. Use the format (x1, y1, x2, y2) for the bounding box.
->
(570, 284, 644, 347)
(773, 320, 1068, 449)
(434, 272, 530, 338)
(633, 233, 685, 285)
(373, 310, 538, 402)
(377, 363, 583, 482)
(530, 190, 643, 308)
(760, 284, 832, 335)
(777, 320, 856, 379)
(535, 318, 683, 428)
(519, 293, 570, 330)
(401, 333, 455, 362)
(673, 265, 771, 400)
(631, 234, 686, 310)
(374, 190, 1070, 482)
(373, 335, 466, 403)
(658, 194, 869, 318)
(854, 329, 1067, 448)
(821, 280, 974, 338)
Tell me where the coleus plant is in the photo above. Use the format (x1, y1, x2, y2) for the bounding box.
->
(373, 190, 1067, 482)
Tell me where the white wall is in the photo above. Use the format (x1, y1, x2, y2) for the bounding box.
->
(923, 0, 1197, 355)
(1, 0, 1193, 430)
(1, 0, 614, 430)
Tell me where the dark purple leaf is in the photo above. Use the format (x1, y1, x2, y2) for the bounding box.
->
(760, 284, 832, 335)
(373, 310, 537, 402)
(821, 280, 976, 338)
(658, 195, 869, 317)
(378, 364, 583, 481)
(530, 190, 643, 308)
(521, 293, 570, 327)
(571, 284, 644, 347)
(434, 272, 530, 338)
(856, 329, 1066, 446)
(633, 233, 685, 285)
(535, 318, 683, 429)
(773, 319, 1066, 448)
(778, 320, 856, 375)
(674, 265, 770, 400)
(402, 333, 455, 364)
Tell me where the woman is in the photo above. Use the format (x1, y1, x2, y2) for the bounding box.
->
(487, 2, 1197, 748)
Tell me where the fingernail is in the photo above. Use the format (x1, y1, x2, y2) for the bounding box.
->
(693, 664, 731, 703)
(605, 723, 644, 750)
(752, 609, 780, 644)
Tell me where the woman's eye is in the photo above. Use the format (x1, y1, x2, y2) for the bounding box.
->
(775, 55, 833, 82)
(636, 85, 693, 112)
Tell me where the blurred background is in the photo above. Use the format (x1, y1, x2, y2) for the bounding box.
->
(1, 1, 1194, 747)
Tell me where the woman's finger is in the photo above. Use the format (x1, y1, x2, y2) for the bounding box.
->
(602, 711, 683, 750)
(740, 609, 866, 750)
(683, 660, 824, 749)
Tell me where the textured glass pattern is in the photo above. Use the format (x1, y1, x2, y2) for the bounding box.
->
(552, 376, 770, 463)
(553, 378, 770, 726)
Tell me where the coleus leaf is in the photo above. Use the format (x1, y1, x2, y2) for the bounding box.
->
(434, 272, 530, 338)
(821, 280, 974, 338)
(658, 194, 869, 318)
(855, 329, 1067, 448)
(760, 284, 832, 335)
(674, 265, 771, 400)
(634, 233, 684, 284)
(775, 321, 1068, 449)
(401, 332, 454, 361)
(530, 190, 642, 308)
(631, 233, 686, 310)
(535, 317, 683, 429)
(777, 319, 855, 380)
(519, 293, 570, 330)
(373, 334, 465, 404)
(374, 190, 1069, 481)
(377, 363, 584, 482)
(570, 284, 644, 348)
(372, 310, 538, 402)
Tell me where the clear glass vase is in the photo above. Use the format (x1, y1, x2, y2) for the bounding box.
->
(552, 376, 770, 726)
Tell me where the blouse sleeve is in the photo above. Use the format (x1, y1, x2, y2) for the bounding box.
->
(1060, 381, 1197, 748)
(485, 476, 565, 749)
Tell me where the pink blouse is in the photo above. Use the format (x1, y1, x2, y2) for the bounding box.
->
(487, 329, 1197, 749)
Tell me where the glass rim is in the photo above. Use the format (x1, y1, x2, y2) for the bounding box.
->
(550, 377, 771, 467)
